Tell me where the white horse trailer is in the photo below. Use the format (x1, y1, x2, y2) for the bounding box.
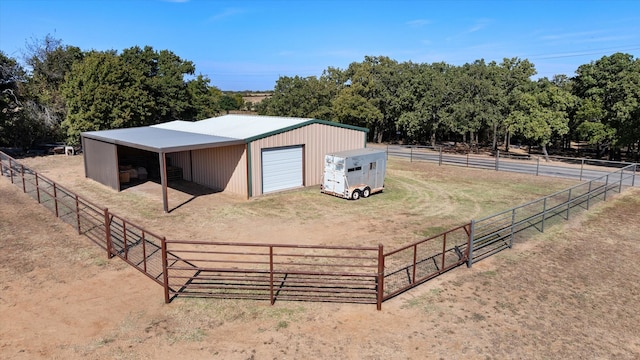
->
(321, 148, 386, 200)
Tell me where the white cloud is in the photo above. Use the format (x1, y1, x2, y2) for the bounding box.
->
(208, 8, 245, 22)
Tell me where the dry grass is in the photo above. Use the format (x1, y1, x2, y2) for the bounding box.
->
(2, 153, 638, 359)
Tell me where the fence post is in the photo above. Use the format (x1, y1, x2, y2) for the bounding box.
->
(509, 208, 516, 248)
(270, 246, 275, 305)
(142, 232, 147, 273)
(75, 195, 81, 234)
(161, 236, 170, 304)
(123, 221, 128, 260)
(53, 183, 59, 217)
(386, 144, 389, 160)
(466, 153, 469, 167)
(104, 208, 113, 259)
(633, 164, 636, 187)
(541, 197, 547, 233)
(586, 181, 592, 210)
(495, 150, 500, 171)
(410, 147, 413, 162)
(9, 158, 14, 184)
(566, 189, 572, 220)
(412, 244, 417, 284)
(619, 168, 624, 193)
(580, 159, 584, 181)
(439, 147, 443, 166)
(604, 174, 609, 201)
(467, 220, 475, 268)
(441, 232, 447, 271)
(35, 173, 41, 203)
(376, 244, 384, 311)
(21, 165, 26, 193)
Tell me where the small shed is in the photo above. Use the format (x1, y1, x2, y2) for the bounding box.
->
(81, 115, 368, 212)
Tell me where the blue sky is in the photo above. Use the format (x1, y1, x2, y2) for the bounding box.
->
(1, 0, 639, 91)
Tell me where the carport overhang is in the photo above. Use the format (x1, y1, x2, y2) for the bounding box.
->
(81, 127, 245, 213)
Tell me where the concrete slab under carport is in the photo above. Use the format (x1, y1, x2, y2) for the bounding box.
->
(82, 126, 245, 213)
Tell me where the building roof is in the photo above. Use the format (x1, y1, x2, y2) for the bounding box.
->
(82, 114, 368, 153)
(152, 114, 368, 142)
(81, 126, 244, 153)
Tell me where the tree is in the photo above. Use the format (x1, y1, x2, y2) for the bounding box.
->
(22, 34, 83, 141)
(120, 46, 196, 123)
(494, 58, 537, 151)
(61, 51, 154, 144)
(259, 75, 338, 119)
(573, 53, 640, 159)
(510, 78, 576, 160)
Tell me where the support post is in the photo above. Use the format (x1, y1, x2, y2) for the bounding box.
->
(579, 159, 584, 181)
(467, 220, 475, 268)
(439, 147, 443, 166)
(604, 174, 609, 201)
(376, 244, 384, 311)
(159, 152, 169, 213)
(536, 157, 540, 176)
(466, 153, 469, 167)
(161, 236, 170, 304)
(142, 232, 147, 272)
(495, 150, 500, 171)
(632, 164, 636, 187)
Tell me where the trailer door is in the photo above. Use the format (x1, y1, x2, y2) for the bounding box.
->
(323, 155, 346, 195)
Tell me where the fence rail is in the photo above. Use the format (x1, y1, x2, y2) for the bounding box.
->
(1, 150, 636, 309)
(382, 224, 471, 301)
(385, 145, 638, 185)
(467, 163, 637, 264)
(163, 240, 384, 308)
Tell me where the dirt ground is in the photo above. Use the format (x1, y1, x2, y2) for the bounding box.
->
(1, 154, 639, 359)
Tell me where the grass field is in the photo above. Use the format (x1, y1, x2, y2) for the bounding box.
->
(2, 153, 638, 359)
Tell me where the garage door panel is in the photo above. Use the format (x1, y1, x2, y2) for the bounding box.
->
(262, 146, 303, 193)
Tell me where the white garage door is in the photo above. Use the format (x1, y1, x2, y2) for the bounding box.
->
(262, 146, 303, 193)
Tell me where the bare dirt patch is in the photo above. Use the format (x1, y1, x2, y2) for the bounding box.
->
(1, 154, 639, 359)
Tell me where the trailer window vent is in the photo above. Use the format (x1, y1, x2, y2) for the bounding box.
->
(347, 166, 362, 172)
(369, 162, 376, 170)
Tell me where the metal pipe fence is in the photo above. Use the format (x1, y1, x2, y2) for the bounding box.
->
(1, 150, 636, 309)
(386, 145, 638, 186)
(163, 240, 383, 308)
(382, 224, 471, 301)
(467, 163, 637, 265)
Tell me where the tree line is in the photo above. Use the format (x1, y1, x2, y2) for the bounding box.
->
(257, 54, 639, 160)
(1, 35, 638, 160)
(0, 35, 245, 148)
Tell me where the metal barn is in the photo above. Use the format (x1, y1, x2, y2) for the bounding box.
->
(81, 115, 368, 212)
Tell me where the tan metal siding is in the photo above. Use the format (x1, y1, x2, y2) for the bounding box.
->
(250, 124, 365, 196)
(190, 144, 248, 197)
(166, 151, 192, 181)
(82, 137, 119, 190)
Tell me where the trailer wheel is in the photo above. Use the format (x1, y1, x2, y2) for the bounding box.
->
(351, 190, 361, 200)
(362, 187, 371, 198)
